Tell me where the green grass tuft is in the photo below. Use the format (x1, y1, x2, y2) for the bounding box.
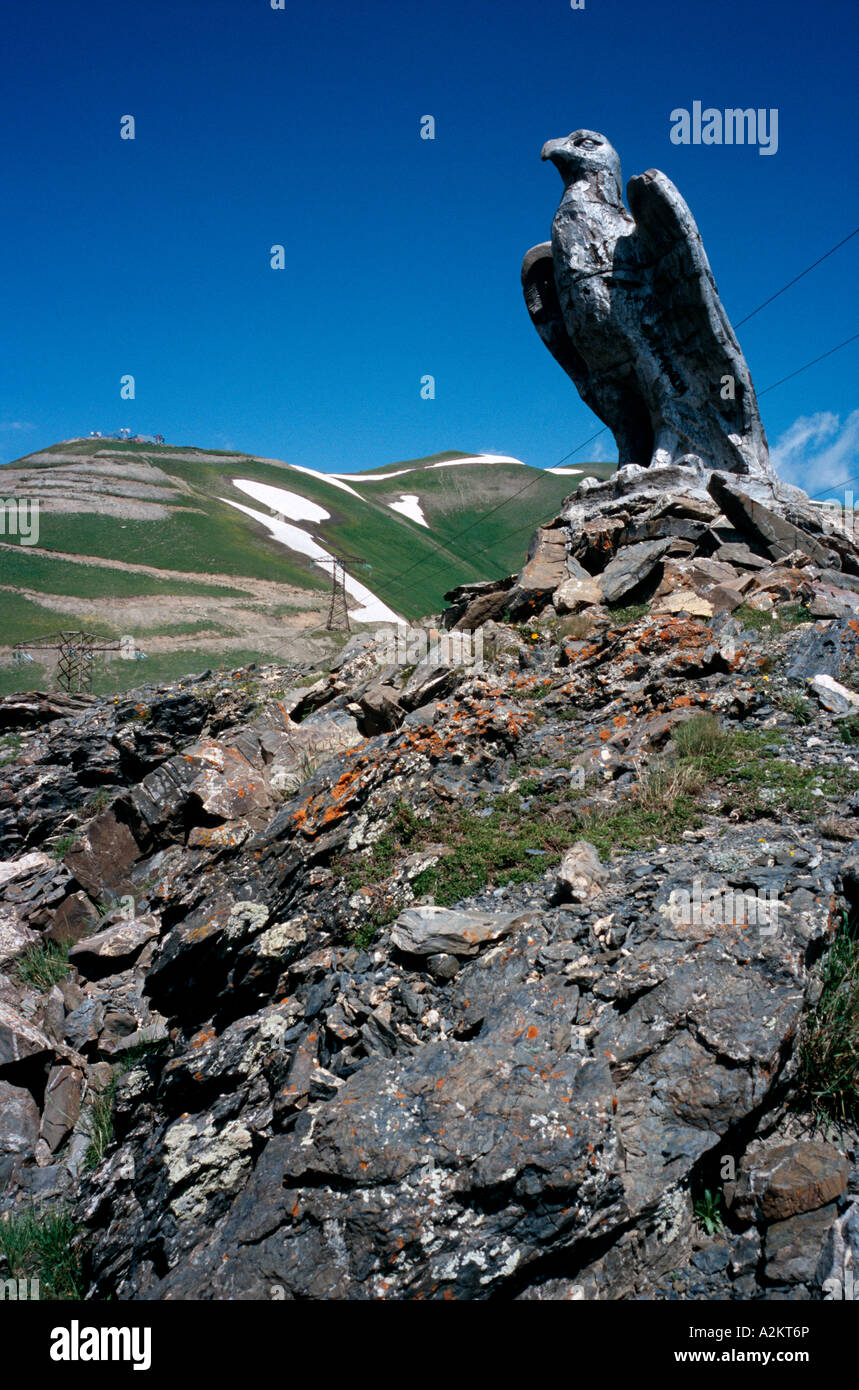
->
(83, 1084, 117, 1170)
(51, 834, 79, 861)
(777, 692, 815, 726)
(14, 940, 71, 990)
(0, 1207, 83, 1299)
(735, 601, 812, 634)
(798, 910, 859, 1125)
(608, 602, 650, 624)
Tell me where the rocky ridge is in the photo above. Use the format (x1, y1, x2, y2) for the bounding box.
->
(1, 464, 858, 1301)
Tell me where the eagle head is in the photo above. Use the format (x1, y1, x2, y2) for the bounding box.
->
(541, 130, 622, 201)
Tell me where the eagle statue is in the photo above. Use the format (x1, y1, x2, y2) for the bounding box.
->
(522, 130, 772, 478)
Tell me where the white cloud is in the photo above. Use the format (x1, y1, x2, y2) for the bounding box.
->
(771, 410, 859, 497)
(0, 421, 34, 432)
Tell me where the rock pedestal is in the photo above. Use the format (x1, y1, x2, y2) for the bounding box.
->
(460, 462, 859, 625)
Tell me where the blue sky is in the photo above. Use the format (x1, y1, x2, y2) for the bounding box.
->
(1, 0, 856, 496)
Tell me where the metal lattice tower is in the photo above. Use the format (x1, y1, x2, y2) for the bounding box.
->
(319, 550, 374, 632)
(57, 632, 94, 693)
(13, 632, 128, 693)
(324, 559, 351, 633)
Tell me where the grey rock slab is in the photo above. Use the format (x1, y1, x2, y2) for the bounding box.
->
(0, 851, 55, 889)
(708, 474, 836, 567)
(62, 810, 142, 897)
(597, 538, 673, 604)
(809, 674, 859, 714)
(357, 685, 404, 734)
(0, 999, 85, 1069)
(64, 999, 105, 1051)
(442, 577, 514, 631)
(0, 912, 37, 969)
(820, 567, 859, 593)
(556, 840, 609, 902)
(711, 542, 771, 569)
(154, 1043, 625, 1301)
(450, 589, 511, 630)
(784, 617, 859, 683)
(626, 517, 709, 545)
(816, 1198, 859, 1298)
(764, 1203, 838, 1285)
(39, 1065, 84, 1153)
(69, 915, 160, 979)
(46, 890, 101, 945)
(390, 906, 526, 958)
(808, 584, 859, 619)
(706, 583, 746, 615)
(508, 525, 568, 616)
(268, 710, 363, 797)
(554, 576, 604, 613)
(726, 1140, 850, 1223)
(0, 1079, 40, 1154)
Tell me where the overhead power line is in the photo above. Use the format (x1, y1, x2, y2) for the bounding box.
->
(810, 473, 859, 500)
(757, 331, 859, 397)
(735, 227, 859, 328)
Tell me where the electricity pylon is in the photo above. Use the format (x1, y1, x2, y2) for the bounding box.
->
(13, 632, 129, 693)
(324, 558, 351, 632)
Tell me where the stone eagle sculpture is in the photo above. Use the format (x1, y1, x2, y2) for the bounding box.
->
(522, 130, 771, 478)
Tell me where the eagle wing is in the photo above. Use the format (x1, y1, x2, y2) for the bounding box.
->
(626, 169, 745, 376)
(627, 168, 766, 456)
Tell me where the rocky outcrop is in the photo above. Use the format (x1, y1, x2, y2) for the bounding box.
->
(1, 480, 858, 1302)
(473, 462, 859, 635)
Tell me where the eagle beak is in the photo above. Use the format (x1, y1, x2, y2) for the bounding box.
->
(541, 138, 567, 163)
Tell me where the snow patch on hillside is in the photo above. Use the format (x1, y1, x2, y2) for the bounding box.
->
(388, 494, 428, 527)
(219, 496, 405, 624)
(284, 462, 365, 500)
(334, 453, 528, 483)
(232, 479, 330, 522)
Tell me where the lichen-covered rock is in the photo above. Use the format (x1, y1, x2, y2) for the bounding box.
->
(1, 533, 858, 1303)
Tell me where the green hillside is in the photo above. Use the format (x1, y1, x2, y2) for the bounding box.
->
(0, 438, 614, 693)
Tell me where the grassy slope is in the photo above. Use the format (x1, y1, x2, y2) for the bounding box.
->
(9, 439, 610, 616)
(0, 439, 616, 691)
(0, 549, 249, 600)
